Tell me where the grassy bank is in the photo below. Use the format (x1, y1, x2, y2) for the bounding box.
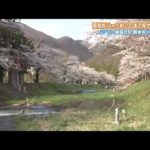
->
(14, 80, 150, 131)
(1, 81, 150, 130)
(0, 83, 113, 106)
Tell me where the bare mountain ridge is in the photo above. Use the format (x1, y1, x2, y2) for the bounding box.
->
(57, 36, 93, 61)
(19, 23, 59, 49)
(19, 23, 93, 61)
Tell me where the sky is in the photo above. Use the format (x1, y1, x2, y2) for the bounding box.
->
(21, 19, 95, 40)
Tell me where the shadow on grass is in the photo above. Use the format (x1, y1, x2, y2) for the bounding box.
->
(0, 83, 108, 105)
(25, 83, 106, 96)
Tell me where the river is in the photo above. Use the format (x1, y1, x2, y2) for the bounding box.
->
(0, 104, 64, 131)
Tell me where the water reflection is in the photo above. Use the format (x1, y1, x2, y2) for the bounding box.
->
(0, 105, 62, 117)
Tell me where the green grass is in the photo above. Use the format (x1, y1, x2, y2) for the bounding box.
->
(1, 83, 112, 106)
(2, 80, 150, 131)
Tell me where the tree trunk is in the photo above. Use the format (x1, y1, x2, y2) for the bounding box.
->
(8, 70, 24, 91)
(34, 69, 39, 83)
(0, 66, 5, 83)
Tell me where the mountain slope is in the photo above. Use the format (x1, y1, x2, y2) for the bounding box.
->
(19, 23, 59, 49)
(19, 23, 93, 61)
(86, 46, 122, 77)
(57, 36, 93, 61)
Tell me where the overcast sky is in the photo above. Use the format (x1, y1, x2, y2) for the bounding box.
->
(21, 19, 95, 40)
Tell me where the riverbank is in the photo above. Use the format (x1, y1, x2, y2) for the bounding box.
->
(0, 81, 150, 130)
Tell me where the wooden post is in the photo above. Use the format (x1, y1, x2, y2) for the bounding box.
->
(114, 108, 119, 125)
